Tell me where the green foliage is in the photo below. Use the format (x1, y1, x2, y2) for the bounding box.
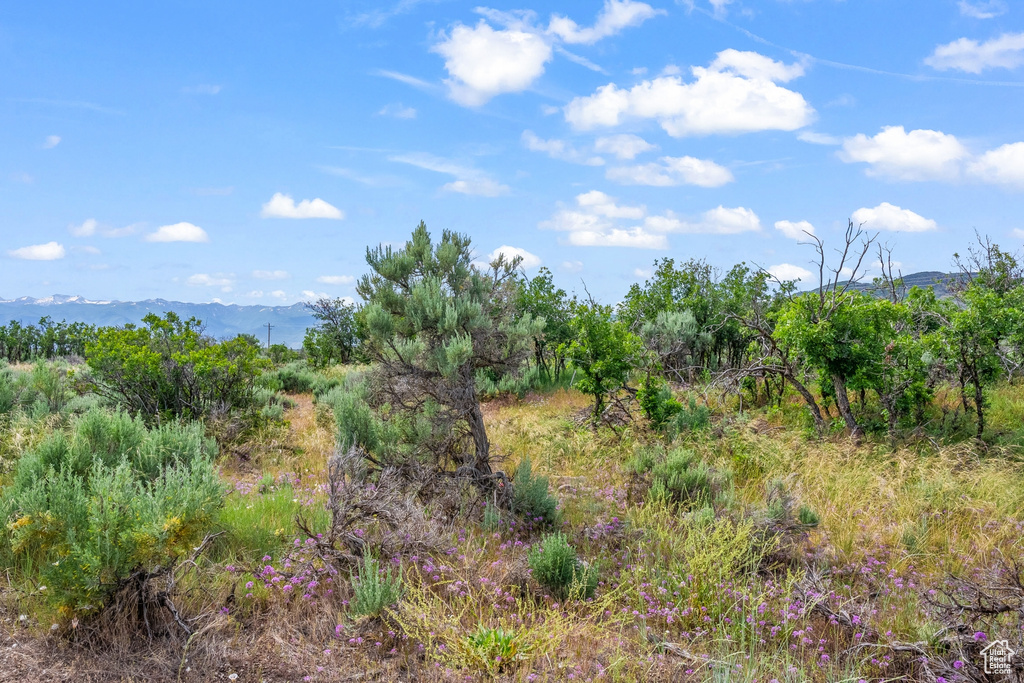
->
(527, 532, 596, 600)
(512, 457, 559, 525)
(266, 361, 319, 393)
(303, 297, 360, 368)
(482, 503, 502, 532)
(669, 397, 711, 436)
(0, 408, 224, 616)
(349, 555, 403, 617)
(356, 222, 541, 474)
(516, 267, 574, 380)
(85, 312, 268, 419)
(649, 448, 724, 508)
(560, 301, 641, 424)
(797, 504, 820, 527)
(464, 625, 532, 673)
(0, 316, 96, 363)
(637, 375, 682, 430)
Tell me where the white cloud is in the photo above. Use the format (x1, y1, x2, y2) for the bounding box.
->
(851, 203, 937, 232)
(606, 155, 734, 187)
(709, 0, 735, 17)
(561, 260, 584, 273)
(373, 69, 439, 91)
(968, 142, 1024, 188)
(253, 269, 290, 280)
(958, 0, 1008, 19)
(1013, 228, 1024, 239)
(443, 178, 511, 196)
(487, 245, 542, 269)
(840, 126, 968, 181)
(576, 190, 646, 218)
(521, 130, 604, 165)
(391, 152, 510, 196)
(643, 206, 762, 234)
(316, 275, 356, 285)
(8, 241, 65, 260)
(768, 263, 814, 283)
(634, 267, 653, 278)
(261, 193, 344, 219)
(378, 103, 417, 119)
(566, 227, 668, 249)
(925, 32, 1024, 73)
(774, 220, 816, 240)
(548, 0, 663, 45)
(187, 273, 234, 291)
(270, 290, 288, 300)
(145, 222, 210, 243)
(69, 218, 97, 237)
(433, 20, 553, 106)
(594, 133, 655, 159)
(797, 131, 841, 146)
(42, 135, 61, 149)
(564, 49, 813, 136)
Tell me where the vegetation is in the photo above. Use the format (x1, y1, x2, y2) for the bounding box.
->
(2, 225, 1024, 682)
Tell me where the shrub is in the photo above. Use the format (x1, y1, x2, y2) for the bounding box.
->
(0, 363, 14, 415)
(271, 361, 318, 393)
(0, 408, 224, 616)
(349, 555, 403, 617)
(482, 503, 502, 532)
(465, 625, 531, 673)
(669, 396, 711, 436)
(637, 376, 682, 430)
(527, 532, 596, 600)
(649, 448, 725, 508)
(512, 457, 559, 526)
(797, 504, 820, 527)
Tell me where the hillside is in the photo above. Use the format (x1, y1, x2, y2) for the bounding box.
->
(0, 295, 316, 347)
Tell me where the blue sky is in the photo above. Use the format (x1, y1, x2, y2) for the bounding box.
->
(3, 0, 1024, 305)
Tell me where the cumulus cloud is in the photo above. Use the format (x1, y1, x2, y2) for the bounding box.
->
(606, 155, 734, 187)
(594, 133, 655, 159)
(768, 263, 814, 283)
(261, 193, 344, 219)
(564, 49, 813, 137)
(145, 222, 210, 243)
(390, 152, 510, 196)
(968, 142, 1024, 188)
(433, 19, 553, 106)
(42, 135, 61, 149)
(486, 245, 542, 269)
(925, 32, 1024, 73)
(8, 241, 65, 260)
(187, 273, 234, 291)
(69, 218, 98, 237)
(548, 0, 663, 45)
(316, 275, 356, 285)
(851, 203, 937, 232)
(642, 206, 762, 235)
(541, 191, 760, 249)
(840, 126, 968, 181)
(774, 220, 816, 240)
(521, 130, 604, 165)
(253, 270, 290, 280)
(270, 290, 288, 300)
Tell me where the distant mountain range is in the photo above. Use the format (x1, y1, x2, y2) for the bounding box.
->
(832, 271, 964, 299)
(0, 295, 316, 347)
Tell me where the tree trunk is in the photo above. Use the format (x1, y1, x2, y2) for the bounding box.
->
(466, 400, 493, 475)
(972, 373, 985, 441)
(832, 374, 863, 439)
(785, 372, 826, 435)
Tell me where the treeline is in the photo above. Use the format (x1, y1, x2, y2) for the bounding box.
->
(0, 317, 95, 362)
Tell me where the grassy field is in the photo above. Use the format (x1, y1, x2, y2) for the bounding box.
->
(2, 381, 1023, 682)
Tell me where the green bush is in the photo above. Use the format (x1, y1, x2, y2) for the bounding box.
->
(512, 457, 559, 525)
(527, 532, 596, 600)
(649, 448, 724, 508)
(271, 361, 318, 393)
(0, 408, 224, 616)
(349, 555, 403, 617)
(0, 363, 14, 415)
(465, 625, 531, 673)
(637, 376, 682, 430)
(482, 503, 502, 532)
(797, 504, 820, 527)
(669, 397, 711, 436)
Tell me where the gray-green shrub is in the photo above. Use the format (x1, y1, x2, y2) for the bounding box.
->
(512, 457, 559, 525)
(349, 555, 403, 617)
(527, 532, 596, 600)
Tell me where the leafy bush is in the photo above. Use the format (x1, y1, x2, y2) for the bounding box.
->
(465, 625, 531, 673)
(649, 448, 725, 508)
(0, 408, 224, 616)
(527, 532, 596, 600)
(349, 555, 403, 617)
(269, 361, 318, 393)
(85, 312, 267, 419)
(512, 457, 559, 525)
(637, 376, 682, 430)
(669, 396, 711, 436)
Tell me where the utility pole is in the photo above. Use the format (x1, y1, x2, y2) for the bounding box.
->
(265, 322, 274, 349)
